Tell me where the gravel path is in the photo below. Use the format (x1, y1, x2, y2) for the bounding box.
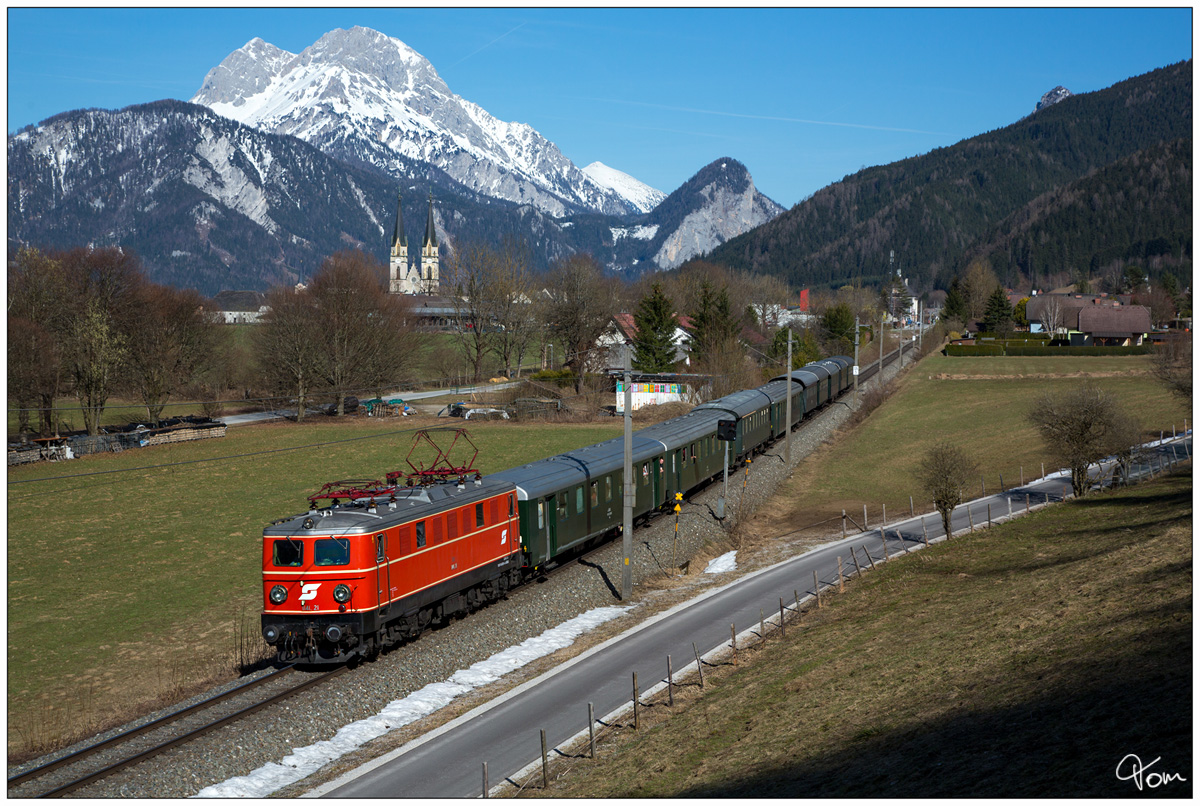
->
(39, 360, 903, 798)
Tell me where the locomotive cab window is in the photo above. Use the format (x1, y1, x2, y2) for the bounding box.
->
(376, 534, 386, 562)
(314, 538, 350, 567)
(272, 539, 303, 567)
(509, 494, 515, 518)
(416, 521, 426, 548)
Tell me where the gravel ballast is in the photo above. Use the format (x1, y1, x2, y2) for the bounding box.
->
(33, 360, 905, 798)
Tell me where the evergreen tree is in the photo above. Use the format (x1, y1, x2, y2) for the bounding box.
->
(631, 282, 678, 373)
(820, 302, 855, 354)
(982, 285, 1015, 335)
(687, 281, 740, 364)
(941, 276, 969, 324)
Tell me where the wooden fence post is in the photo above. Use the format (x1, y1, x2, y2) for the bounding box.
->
(795, 589, 801, 617)
(851, 547, 863, 576)
(589, 702, 596, 758)
(863, 504, 868, 530)
(981, 475, 986, 496)
(541, 729, 549, 789)
(863, 545, 877, 570)
(693, 642, 704, 688)
(483, 762, 488, 798)
(910, 495, 914, 517)
(842, 509, 846, 539)
(882, 504, 887, 529)
(760, 608, 766, 640)
(779, 598, 786, 638)
(988, 503, 992, 527)
(632, 673, 639, 730)
(898, 529, 909, 553)
(1020, 465, 1024, 486)
(838, 557, 845, 591)
(1000, 473, 1004, 492)
(667, 655, 674, 706)
(1026, 493, 1030, 512)
(814, 570, 821, 607)
(731, 623, 737, 666)
(882, 533, 889, 560)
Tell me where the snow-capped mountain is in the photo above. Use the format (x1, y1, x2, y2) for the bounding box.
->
(191, 27, 640, 218)
(582, 162, 666, 214)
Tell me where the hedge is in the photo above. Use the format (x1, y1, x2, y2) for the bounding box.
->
(945, 344, 1153, 357)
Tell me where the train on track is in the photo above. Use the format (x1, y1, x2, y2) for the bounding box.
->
(261, 356, 855, 663)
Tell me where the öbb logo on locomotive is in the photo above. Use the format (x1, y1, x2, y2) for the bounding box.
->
(260, 357, 854, 663)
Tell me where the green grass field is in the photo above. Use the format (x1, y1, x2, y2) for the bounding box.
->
(533, 468, 1192, 798)
(771, 353, 1185, 536)
(6, 416, 620, 757)
(5, 351, 1184, 760)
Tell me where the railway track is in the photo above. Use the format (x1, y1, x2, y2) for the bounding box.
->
(8, 344, 908, 798)
(7, 664, 349, 798)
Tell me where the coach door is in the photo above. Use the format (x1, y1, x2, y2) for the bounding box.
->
(545, 494, 559, 558)
(375, 534, 390, 613)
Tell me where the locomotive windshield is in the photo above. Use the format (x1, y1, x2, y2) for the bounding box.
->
(272, 539, 303, 567)
(314, 538, 351, 567)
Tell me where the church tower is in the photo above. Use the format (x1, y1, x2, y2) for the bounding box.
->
(388, 190, 415, 295)
(420, 192, 440, 294)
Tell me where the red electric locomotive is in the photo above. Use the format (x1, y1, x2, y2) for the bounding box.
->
(261, 431, 524, 662)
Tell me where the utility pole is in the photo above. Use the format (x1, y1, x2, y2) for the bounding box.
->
(853, 315, 860, 395)
(622, 342, 633, 600)
(785, 327, 792, 466)
(879, 313, 885, 377)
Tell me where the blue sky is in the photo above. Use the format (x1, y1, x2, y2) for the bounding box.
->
(6, 7, 1192, 205)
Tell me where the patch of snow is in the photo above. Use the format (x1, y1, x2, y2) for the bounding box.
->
(704, 551, 737, 574)
(193, 605, 631, 798)
(584, 162, 666, 213)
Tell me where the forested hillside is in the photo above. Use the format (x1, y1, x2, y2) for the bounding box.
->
(965, 137, 1192, 288)
(707, 61, 1191, 291)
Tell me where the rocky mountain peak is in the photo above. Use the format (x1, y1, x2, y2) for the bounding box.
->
(1035, 85, 1073, 112)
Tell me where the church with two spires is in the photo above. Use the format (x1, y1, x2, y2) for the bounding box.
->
(388, 191, 440, 295)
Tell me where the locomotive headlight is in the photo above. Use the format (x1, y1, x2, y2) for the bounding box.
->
(269, 585, 288, 604)
(263, 625, 280, 643)
(333, 584, 352, 603)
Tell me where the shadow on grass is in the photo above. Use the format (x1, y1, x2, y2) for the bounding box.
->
(678, 620, 1192, 799)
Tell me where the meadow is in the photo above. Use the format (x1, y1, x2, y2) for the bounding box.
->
(6, 415, 620, 757)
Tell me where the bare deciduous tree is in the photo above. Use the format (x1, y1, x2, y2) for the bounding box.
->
(544, 253, 619, 393)
(1038, 294, 1065, 336)
(916, 442, 979, 540)
(255, 285, 321, 422)
(1027, 384, 1139, 498)
(58, 247, 146, 435)
(309, 250, 417, 415)
(125, 284, 221, 425)
(444, 242, 500, 384)
(8, 247, 67, 435)
(1150, 333, 1191, 404)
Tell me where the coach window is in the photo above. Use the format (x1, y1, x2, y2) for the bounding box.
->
(476, 503, 485, 528)
(590, 482, 598, 508)
(641, 463, 649, 485)
(576, 486, 584, 514)
(558, 492, 568, 520)
(537, 501, 545, 529)
(416, 521, 426, 549)
(272, 539, 303, 567)
(605, 476, 612, 502)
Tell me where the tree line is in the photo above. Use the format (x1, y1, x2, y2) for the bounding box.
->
(9, 240, 909, 437)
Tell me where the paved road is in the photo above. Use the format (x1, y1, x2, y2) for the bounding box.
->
(310, 435, 1190, 798)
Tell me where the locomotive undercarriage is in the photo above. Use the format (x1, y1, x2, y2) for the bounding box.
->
(266, 563, 525, 664)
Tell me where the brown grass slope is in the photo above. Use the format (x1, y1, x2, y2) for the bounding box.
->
(531, 468, 1192, 799)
